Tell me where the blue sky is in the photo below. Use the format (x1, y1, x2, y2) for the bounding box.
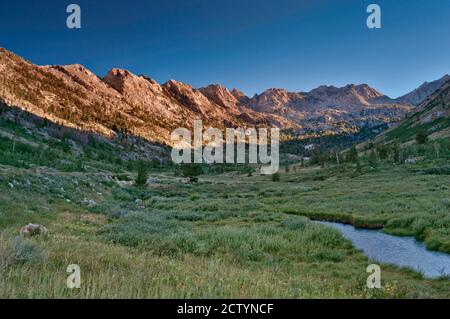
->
(1, 0, 449, 98)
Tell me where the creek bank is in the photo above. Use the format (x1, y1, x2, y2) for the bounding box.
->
(316, 221, 450, 279)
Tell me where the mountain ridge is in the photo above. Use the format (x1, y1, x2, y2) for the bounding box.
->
(396, 74, 450, 106)
(0, 47, 447, 145)
(375, 77, 450, 144)
(0, 48, 295, 146)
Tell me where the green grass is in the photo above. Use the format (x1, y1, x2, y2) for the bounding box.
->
(0, 115, 449, 298)
(0, 160, 449, 298)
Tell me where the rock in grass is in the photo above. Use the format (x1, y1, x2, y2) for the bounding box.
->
(19, 224, 49, 237)
(405, 157, 417, 164)
(81, 198, 97, 207)
(179, 178, 191, 184)
(147, 176, 160, 184)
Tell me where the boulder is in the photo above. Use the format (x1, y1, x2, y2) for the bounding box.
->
(81, 198, 97, 207)
(20, 223, 49, 237)
(147, 176, 160, 184)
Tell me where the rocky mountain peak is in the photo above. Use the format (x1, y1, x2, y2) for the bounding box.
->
(308, 85, 340, 97)
(56, 64, 101, 83)
(230, 88, 247, 99)
(103, 68, 136, 94)
(199, 84, 239, 109)
(163, 79, 194, 92)
(162, 79, 217, 116)
(104, 68, 160, 97)
(41, 64, 116, 97)
(247, 88, 296, 113)
(263, 88, 290, 95)
(230, 88, 250, 104)
(262, 88, 299, 102)
(62, 64, 91, 74)
(0, 47, 22, 62)
(349, 84, 386, 100)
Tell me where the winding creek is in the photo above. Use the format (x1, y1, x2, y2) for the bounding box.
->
(317, 221, 450, 279)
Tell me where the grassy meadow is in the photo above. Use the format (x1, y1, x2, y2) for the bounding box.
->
(1, 162, 449, 297)
(0, 115, 449, 298)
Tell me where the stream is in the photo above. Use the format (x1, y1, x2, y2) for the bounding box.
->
(317, 221, 450, 278)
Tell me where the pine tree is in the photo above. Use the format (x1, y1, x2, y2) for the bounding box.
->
(347, 147, 358, 163)
(433, 142, 441, 159)
(356, 158, 362, 173)
(272, 172, 280, 182)
(181, 163, 203, 183)
(135, 161, 149, 187)
(392, 143, 400, 163)
(415, 129, 428, 144)
(335, 148, 341, 166)
(368, 149, 378, 166)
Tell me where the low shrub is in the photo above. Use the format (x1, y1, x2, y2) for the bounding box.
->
(12, 237, 45, 264)
(1, 236, 45, 267)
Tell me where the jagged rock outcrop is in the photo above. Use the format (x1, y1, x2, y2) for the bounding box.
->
(199, 84, 240, 109)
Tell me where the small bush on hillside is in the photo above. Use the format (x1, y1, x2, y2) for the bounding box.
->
(368, 149, 378, 166)
(12, 237, 45, 264)
(272, 173, 280, 182)
(422, 166, 450, 175)
(416, 129, 429, 145)
(356, 159, 362, 173)
(346, 147, 359, 163)
(135, 161, 148, 187)
(180, 163, 203, 182)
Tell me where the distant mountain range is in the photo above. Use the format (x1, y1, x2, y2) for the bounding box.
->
(0, 48, 448, 145)
(244, 84, 411, 135)
(396, 74, 450, 105)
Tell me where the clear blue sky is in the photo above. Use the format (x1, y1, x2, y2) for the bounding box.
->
(1, 0, 449, 98)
